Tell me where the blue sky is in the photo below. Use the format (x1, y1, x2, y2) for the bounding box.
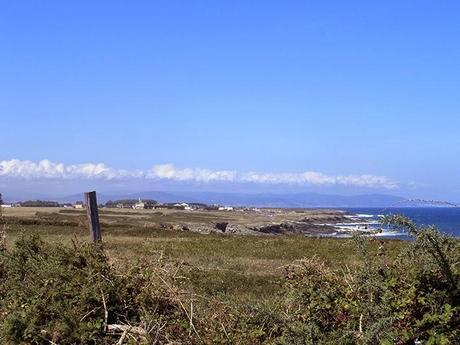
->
(1, 1, 460, 200)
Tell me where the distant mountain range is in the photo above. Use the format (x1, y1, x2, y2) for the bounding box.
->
(42, 191, 458, 208)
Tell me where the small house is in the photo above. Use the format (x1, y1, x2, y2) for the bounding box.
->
(74, 202, 84, 209)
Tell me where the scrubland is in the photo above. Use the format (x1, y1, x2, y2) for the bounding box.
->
(0, 208, 458, 344)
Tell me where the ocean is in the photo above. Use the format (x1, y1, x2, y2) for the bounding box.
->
(338, 207, 460, 239)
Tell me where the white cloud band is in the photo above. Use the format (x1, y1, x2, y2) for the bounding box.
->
(0, 159, 398, 189)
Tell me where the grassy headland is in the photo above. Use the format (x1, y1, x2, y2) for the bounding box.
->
(1, 207, 459, 344)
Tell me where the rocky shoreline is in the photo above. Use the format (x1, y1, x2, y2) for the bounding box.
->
(158, 210, 361, 236)
(3, 207, 378, 237)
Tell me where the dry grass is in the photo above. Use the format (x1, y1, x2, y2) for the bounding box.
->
(1, 207, 406, 306)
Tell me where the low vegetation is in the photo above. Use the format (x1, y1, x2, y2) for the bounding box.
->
(0, 213, 459, 344)
(278, 216, 460, 344)
(17, 200, 61, 208)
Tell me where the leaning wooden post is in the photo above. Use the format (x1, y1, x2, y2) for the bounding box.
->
(84, 191, 102, 242)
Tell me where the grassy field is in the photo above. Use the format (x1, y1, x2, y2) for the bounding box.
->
(1, 207, 405, 303)
(3, 207, 459, 344)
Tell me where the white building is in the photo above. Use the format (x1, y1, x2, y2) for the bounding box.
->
(218, 206, 234, 211)
(133, 198, 145, 210)
(174, 202, 193, 210)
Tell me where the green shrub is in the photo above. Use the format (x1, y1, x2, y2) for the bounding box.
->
(0, 234, 194, 344)
(276, 216, 460, 345)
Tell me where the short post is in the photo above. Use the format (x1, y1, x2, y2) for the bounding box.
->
(84, 191, 102, 242)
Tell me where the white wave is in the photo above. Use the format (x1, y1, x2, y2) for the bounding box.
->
(371, 231, 406, 237)
(335, 221, 380, 226)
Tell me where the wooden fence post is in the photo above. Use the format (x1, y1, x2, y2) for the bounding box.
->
(84, 191, 102, 242)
